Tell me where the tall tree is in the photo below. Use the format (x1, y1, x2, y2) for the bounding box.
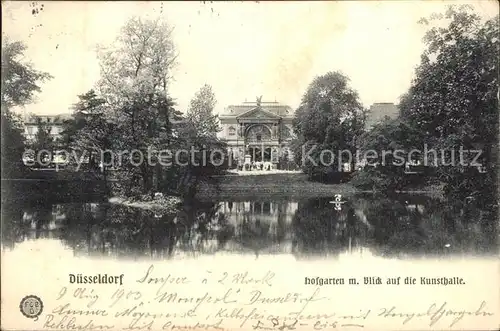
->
(1, 38, 52, 177)
(1, 39, 52, 110)
(186, 84, 220, 137)
(30, 116, 55, 154)
(96, 16, 178, 194)
(1, 110, 26, 176)
(173, 85, 227, 198)
(401, 5, 499, 204)
(292, 71, 366, 180)
(60, 90, 115, 171)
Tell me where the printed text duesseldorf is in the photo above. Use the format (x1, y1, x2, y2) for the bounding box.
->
(69, 273, 124, 285)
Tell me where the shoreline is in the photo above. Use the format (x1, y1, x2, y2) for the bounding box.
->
(108, 196, 182, 213)
(108, 173, 444, 210)
(199, 172, 443, 198)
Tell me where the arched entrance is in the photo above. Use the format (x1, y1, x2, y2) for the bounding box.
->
(244, 124, 274, 163)
(245, 125, 272, 142)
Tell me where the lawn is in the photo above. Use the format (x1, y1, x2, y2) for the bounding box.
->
(197, 172, 358, 199)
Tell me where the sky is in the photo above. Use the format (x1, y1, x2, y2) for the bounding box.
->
(2, 1, 498, 117)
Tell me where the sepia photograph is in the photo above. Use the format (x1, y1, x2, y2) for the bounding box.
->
(1, 1, 499, 330)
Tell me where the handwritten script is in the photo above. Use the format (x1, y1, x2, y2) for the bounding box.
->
(43, 265, 495, 331)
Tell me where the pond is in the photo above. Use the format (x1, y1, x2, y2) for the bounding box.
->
(1, 194, 497, 260)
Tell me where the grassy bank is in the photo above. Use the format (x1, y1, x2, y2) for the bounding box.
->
(197, 172, 444, 200)
(197, 173, 358, 199)
(106, 173, 444, 208)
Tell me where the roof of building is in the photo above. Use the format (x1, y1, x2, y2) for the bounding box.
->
(221, 100, 293, 118)
(23, 113, 73, 124)
(365, 103, 399, 129)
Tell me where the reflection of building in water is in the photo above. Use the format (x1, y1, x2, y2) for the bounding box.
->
(405, 204, 425, 214)
(22, 204, 67, 232)
(220, 201, 298, 254)
(221, 201, 297, 236)
(7, 193, 496, 258)
(15, 204, 68, 241)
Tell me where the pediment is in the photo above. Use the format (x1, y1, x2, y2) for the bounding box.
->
(236, 107, 281, 119)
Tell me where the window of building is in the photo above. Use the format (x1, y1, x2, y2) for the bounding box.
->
(256, 134, 262, 141)
(228, 126, 236, 136)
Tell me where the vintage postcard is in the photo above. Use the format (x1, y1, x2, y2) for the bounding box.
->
(1, 1, 499, 330)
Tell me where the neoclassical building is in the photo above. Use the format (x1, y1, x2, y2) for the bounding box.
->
(23, 113, 73, 142)
(219, 98, 295, 166)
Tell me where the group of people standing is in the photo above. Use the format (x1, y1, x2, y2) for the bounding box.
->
(237, 161, 274, 171)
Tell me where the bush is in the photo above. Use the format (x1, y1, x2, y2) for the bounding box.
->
(350, 166, 407, 191)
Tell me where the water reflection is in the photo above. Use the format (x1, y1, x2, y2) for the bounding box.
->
(1, 194, 497, 259)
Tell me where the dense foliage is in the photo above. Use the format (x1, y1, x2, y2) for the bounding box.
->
(58, 18, 228, 198)
(350, 117, 427, 191)
(401, 6, 498, 204)
(351, 6, 498, 205)
(1, 39, 52, 177)
(186, 84, 221, 138)
(292, 72, 366, 181)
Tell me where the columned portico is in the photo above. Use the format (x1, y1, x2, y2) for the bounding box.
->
(247, 146, 273, 162)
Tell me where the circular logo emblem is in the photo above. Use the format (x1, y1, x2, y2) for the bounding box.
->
(20, 295, 43, 320)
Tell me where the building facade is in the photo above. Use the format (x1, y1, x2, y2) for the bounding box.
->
(23, 114, 72, 142)
(218, 98, 295, 166)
